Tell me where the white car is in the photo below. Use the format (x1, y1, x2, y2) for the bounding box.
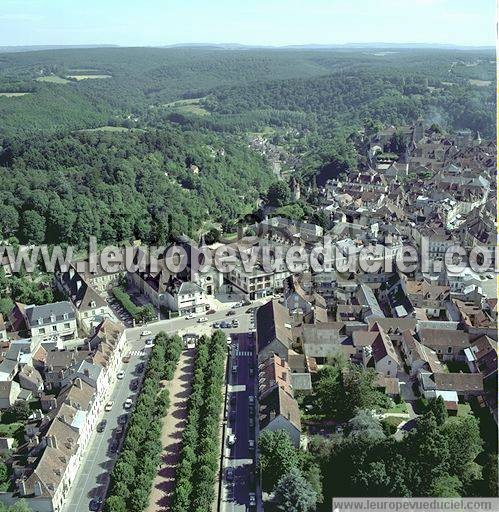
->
(227, 434, 236, 446)
(145, 338, 154, 347)
(124, 398, 133, 410)
(249, 493, 256, 507)
(197, 317, 208, 323)
(186, 313, 195, 320)
(226, 336, 232, 346)
(117, 370, 125, 380)
(141, 330, 152, 337)
(104, 401, 114, 412)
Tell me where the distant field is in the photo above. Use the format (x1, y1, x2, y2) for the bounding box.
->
(164, 97, 210, 116)
(469, 79, 492, 87)
(78, 125, 144, 132)
(36, 75, 70, 84)
(0, 92, 31, 97)
(67, 74, 112, 80)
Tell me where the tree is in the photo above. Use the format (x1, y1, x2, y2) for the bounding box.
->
(258, 430, 299, 491)
(0, 205, 19, 237)
(348, 409, 386, 441)
(20, 210, 46, 245)
(266, 181, 291, 207)
(430, 474, 462, 497)
(0, 298, 14, 318)
(387, 130, 407, 155)
(273, 467, 317, 512)
(426, 396, 447, 426)
(104, 495, 127, 512)
(204, 227, 220, 245)
(6, 400, 30, 421)
(441, 415, 482, 484)
(314, 365, 343, 417)
(481, 454, 498, 497)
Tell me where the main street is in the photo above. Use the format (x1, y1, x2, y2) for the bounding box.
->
(221, 329, 258, 512)
(65, 299, 261, 512)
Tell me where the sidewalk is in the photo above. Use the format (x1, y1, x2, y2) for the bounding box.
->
(146, 349, 195, 512)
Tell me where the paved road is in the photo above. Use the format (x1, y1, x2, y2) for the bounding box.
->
(64, 335, 150, 512)
(65, 300, 263, 512)
(221, 328, 258, 512)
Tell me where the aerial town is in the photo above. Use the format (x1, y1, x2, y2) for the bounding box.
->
(0, 119, 496, 512)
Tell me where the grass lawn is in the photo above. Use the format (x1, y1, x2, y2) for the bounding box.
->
(78, 126, 139, 133)
(385, 402, 408, 414)
(383, 416, 406, 428)
(164, 98, 210, 116)
(0, 422, 23, 447)
(445, 361, 470, 373)
(457, 403, 472, 417)
(66, 74, 112, 80)
(35, 75, 70, 84)
(0, 92, 31, 97)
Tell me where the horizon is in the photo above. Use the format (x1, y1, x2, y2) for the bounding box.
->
(0, 0, 495, 48)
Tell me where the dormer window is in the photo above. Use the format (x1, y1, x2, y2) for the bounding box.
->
(38, 318, 43, 326)
(50, 314, 56, 323)
(90, 301, 96, 308)
(63, 313, 68, 320)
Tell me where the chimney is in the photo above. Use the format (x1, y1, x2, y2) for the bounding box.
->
(74, 378, 82, 389)
(83, 368, 90, 377)
(18, 479, 27, 496)
(46, 435, 57, 449)
(34, 481, 43, 496)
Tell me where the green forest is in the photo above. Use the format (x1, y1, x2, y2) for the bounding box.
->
(0, 47, 495, 247)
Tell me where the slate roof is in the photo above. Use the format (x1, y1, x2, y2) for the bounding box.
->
(256, 300, 293, 353)
(25, 302, 75, 328)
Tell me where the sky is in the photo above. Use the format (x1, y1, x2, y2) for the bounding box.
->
(0, 0, 495, 47)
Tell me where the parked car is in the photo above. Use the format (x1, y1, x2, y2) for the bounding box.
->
(141, 330, 152, 337)
(213, 322, 220, 329)
(227, 434, 236, 446)
(136, 363, 145, 373)
(220, 321, 230, 328)
(118, 414, 128, 425)
(249, 493, 256, 507)
(97, 420, 107, 433)
(117, 370, 125, 380)
(145, 338, 154, 347)
(231, 319, 239, 327)
(186, 313, 195, 319)
(89, 497, 103, 511)
(206, 309, 216, 315)
(122, 354, 131, 363)
(197, 317, 208, 323)
(249, 416, 254, 427)
(130, 379, 138, 391)
(226, 336, 232, 346)
(227, 310, 236, 316)
(248, 395, 255, 406)
(232, 364, 237, 374)
(243, 300, 251, 306)
(226, 467, 234, 482)
(249, 367, 254, 377)
(124, 398, 133, 410)
(229, 410, 236, 424)
(104, 401, 114, 412)
(248, 439, 255, 451)
(109, 441, 118, 454)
